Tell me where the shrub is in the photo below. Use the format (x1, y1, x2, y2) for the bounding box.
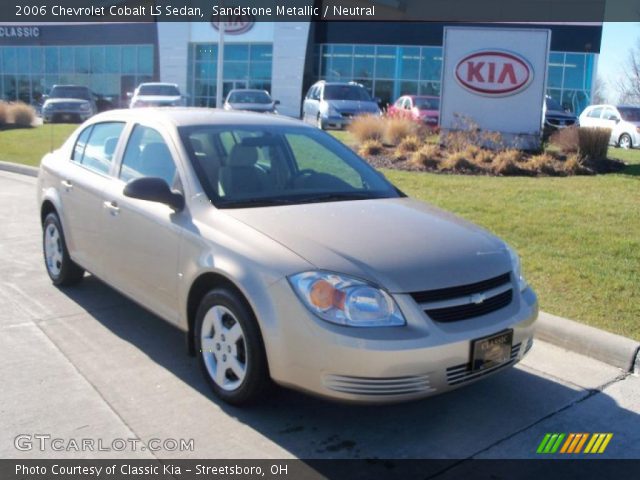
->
(358, 139, 383, 157)
(396, 135, 421, 154)
(384, 117, 419, 145)
(410, 144, 441, 169)
(9, 102, 36, 127)
(525, 153, 559, 176)
(0, 101, 8, 126)
(440, 150, 481, 173)
(348, 114, 385, 143)
(443, 114, 505, 151)
(549, 126, 579, 153)
(578, 127, 610, 162)
(491, 149, 528, 176)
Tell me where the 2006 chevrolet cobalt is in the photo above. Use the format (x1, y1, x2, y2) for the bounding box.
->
(37, 108, 538, 405)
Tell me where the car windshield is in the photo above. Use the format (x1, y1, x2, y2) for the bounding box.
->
(618, 107, 640, 122)
(228, 91, 272, 104)
(138, 84, 180, 96)
(49, 86, 91, 100)
(323, 85, 372, 101)
(545, 97, 564, 111)
(179, 125, 401, 208)
(414, 97, 439, 110)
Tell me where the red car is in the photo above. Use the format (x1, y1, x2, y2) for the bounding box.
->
(388, 95, 440, 127)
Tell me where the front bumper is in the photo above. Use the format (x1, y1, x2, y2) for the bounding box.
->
(263, 278, 538, 403)
(43, 110, 92, 123)
(320, 114, 351, 130)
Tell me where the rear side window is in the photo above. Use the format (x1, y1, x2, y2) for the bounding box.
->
(120, 125, 178, 188)
(71, 122, 125, 175)
(588, 107, 603, 118)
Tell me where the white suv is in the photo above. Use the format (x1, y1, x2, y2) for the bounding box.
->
(579, 104, 640, 149)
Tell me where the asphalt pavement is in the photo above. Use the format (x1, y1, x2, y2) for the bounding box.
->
(1, 170, 638, 464)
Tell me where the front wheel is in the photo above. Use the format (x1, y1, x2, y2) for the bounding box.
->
(195, 288, 271, 405)
(42, 212, 85, 286)
(618, 133, 632, 150)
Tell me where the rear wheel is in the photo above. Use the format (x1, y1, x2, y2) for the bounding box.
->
(195, 288, 271, 405)
(618, 133, 632, 149)
(42, 212, 84, 286)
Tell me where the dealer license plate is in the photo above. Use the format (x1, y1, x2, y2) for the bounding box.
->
(471, 330, 513, 371)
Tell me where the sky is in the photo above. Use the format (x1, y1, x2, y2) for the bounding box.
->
(598, 22, 640, 101)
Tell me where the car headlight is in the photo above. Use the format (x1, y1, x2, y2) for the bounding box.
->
(506, 245, 528, 292)
(43, 102, 54, 110)
(288, 271, 406, 327)
(79, 102, 91, 111)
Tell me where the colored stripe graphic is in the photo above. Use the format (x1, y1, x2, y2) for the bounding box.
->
(538, 433, 613, 454)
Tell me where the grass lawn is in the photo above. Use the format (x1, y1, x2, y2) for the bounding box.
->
(0, 124, 78, 167)
(1, 124, 638, 339)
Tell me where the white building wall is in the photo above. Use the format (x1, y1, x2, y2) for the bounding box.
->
(157, 23, 191, 96)
(271, 23, 311, 117)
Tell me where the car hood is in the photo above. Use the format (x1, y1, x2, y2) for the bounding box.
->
(45, 98, 89, 105)
(327, 100, 380, 114)
(546, 109, 576, 120)
(228, 103, 274, 112)
(225, 198, 511, 293)
(135, 95, 181, 103)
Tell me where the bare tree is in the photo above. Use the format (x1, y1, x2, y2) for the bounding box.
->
(616, 39, 640, 104)
(592, 75, 608, 104)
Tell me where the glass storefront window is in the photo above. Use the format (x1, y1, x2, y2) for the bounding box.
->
(45, 47, 59, 74)
(0, 44, 153, 106)
(188, 43, 272, 107)
(375, 46, 396, 79)
(353, 46, 374, 79)
(399, 47, 420, 80)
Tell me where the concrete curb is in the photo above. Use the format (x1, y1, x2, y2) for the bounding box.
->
(0, 160, 638, 373)
(536, 311, 640, 373)
(0, 160, 38, 177)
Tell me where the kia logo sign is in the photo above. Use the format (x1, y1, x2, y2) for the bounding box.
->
(211, 16, 255, 35)
(455, 50, 533, 96)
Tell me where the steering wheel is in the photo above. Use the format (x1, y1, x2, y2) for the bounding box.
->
(286, 169, 316, 188)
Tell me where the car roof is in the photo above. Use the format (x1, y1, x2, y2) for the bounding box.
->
(88, 107, 307, 129)
(228, 89, 268, 93)
(52, 85, 90, 89)
(138, 82, 178, 87)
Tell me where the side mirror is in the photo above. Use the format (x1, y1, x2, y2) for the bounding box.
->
(123, 177, 184, 211)
(126, 92, 133, 98)
(274, 99, 280, 105)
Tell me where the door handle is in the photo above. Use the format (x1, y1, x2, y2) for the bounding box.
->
(103, 200, 120, 214)
(61, 179, 73, 190)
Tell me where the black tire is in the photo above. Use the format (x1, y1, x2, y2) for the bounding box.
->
(618, 133, 632, 150)
(42, 212, 85, 286)
(195, 288, 271, 405)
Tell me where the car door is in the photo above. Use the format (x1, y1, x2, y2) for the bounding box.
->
(58, 121, 126, 275)
(601, 107, 622, 143)
(101, 123, 184, 323)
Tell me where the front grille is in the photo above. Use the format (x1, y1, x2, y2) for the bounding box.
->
(410, 273, 514, 322)
(446, 343, 521, 385)
(323, 374, 434, 396)
(426, 289, 513, 322)
(410, 273, 511, 303)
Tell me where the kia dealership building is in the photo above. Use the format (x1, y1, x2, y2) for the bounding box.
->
(0, 20, 602, 117)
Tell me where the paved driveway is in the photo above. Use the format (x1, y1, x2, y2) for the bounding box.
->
(1, 170, 638, 465)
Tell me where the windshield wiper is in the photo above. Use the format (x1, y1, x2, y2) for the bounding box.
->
(295, 192, 378, 204)
(216, 197, 303, 209)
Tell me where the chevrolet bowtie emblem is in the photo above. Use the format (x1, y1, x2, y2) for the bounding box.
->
(470, 293, 486, 304)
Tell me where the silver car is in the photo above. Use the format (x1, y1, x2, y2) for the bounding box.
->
(302, 81, 381, 130)
(224, 89, 279, 113)
(42, 85, 97, 123)
(38, 108, 538, 405)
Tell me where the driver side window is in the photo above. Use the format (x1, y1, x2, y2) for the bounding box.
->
(120, 125, 178, 188)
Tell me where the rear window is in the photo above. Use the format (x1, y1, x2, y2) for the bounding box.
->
(323, 85, 372, 101)
(138, 84, 180, 96)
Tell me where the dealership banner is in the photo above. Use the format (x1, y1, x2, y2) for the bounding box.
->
(1, 0, 639, 22)
(2, 459, 640, 479)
